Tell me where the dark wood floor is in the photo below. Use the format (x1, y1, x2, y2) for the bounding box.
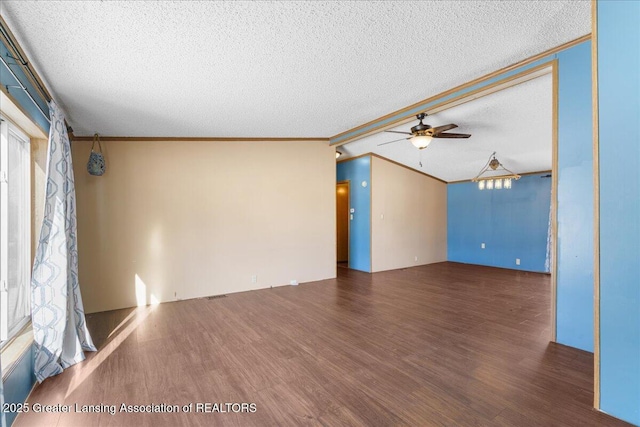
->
(16, 262, 630, 426)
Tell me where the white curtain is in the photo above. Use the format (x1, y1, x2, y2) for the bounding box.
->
(31, 100, 96, 383)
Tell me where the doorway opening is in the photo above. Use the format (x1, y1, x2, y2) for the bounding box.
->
(336, 181, 350, 269)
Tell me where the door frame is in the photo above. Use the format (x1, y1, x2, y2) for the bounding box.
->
(336, 180, 350, 266)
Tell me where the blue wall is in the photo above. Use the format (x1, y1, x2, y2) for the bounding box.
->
(2, 345, 36, 426)
(597, 1, 640, 424)
(556, 41, 594, 353)
(337, 156, 371, 272)
(447, 173, 551, 273)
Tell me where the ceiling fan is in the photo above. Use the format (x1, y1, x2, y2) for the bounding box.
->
(378, 113, 471, 149)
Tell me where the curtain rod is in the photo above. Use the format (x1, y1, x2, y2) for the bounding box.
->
(0, 18, 51, 124)
(0, 19, 52, 102)
(0, 53, 50, 124)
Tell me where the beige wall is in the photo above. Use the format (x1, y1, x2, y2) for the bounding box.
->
(371, 155, 447, 272)
(72, 139, 336, 313)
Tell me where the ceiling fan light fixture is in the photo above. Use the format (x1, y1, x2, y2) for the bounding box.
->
(410, 134, 433, 149)
(378, 113, 470, 149)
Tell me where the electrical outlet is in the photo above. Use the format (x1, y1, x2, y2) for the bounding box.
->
(516, 258, 521, 266)
(290, 280, 298, 286)
(414, 256, 418, 262)
(481, 243, 485, 249)
(251, 275, 257, 283)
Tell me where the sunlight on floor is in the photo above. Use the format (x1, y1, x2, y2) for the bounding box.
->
(65, 304, 156, 399)
(64, 274, 160, 399)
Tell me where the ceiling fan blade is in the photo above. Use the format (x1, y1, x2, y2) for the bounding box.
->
(384, 130, 412, 135)
(430, 124, 458, 134)
(378, 137, 410, 146)
(433, 132, 471, 139)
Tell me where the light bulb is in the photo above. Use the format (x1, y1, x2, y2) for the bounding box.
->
(504, 178, 512, 189)
(486, 179, 494, 190)
(478, 180, 485, 190)
(495, 179, 503, 189)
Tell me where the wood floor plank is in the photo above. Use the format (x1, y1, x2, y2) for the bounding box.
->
(14, 262, 632, 426)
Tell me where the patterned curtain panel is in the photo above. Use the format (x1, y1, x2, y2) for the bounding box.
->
(31, 101, 96, 383)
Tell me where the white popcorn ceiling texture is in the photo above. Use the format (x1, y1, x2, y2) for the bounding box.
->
(2, 1, 586, 179)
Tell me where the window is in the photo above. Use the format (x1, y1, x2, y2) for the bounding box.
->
(0, 116, 31, 344)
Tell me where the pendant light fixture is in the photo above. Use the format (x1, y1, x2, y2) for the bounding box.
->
(472, 152, 521, 190)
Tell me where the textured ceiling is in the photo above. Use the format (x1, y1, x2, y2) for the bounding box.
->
(341, 74, 553, 182)
(1, 1, 588, 138)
